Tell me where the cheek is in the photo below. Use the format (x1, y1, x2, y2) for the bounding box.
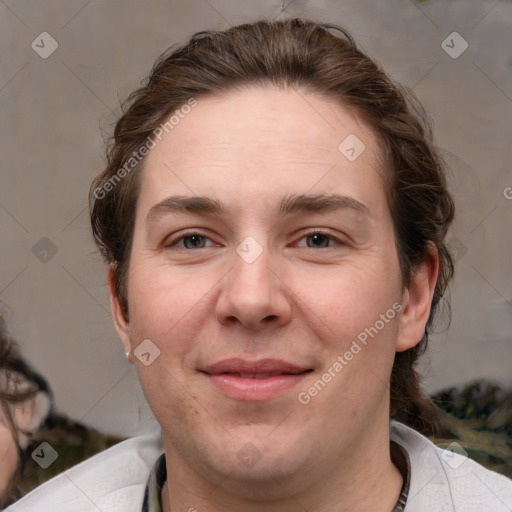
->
(127, 264, 212, 344)
(296, 257, 401, 343)
(135, 356, 209, 451)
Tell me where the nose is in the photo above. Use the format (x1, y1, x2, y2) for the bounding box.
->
(215, 240, 292, 332)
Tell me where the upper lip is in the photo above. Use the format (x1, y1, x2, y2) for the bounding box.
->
(199, 358, 311, 375)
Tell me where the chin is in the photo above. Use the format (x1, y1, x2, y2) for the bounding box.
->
(212, 451, 314, 504)
(217, 428, 309, 479)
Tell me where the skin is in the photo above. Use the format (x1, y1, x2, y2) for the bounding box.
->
(0, 383, 43, 503)
(0, 405, 17, 501)
(0, 370, 49, 503)
(108, 86, 438, 512)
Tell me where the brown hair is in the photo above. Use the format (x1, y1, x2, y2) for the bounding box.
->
(89, 17, 454, 435)
(0, 313, 52, 506)
(0, 316, 30, 505)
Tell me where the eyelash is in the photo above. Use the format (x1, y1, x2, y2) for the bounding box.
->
(165, 229, 343, 250)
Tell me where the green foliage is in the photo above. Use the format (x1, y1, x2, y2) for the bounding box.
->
(431, 380, 512, 477)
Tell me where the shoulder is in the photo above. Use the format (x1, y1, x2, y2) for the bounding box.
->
(390, 420, 512, 512)
(5, 432, 164, 512)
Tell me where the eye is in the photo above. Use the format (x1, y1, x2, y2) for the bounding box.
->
(165, 230, 342, 250)
(295, 231, 341, 248)
(166, 233, 217, 249)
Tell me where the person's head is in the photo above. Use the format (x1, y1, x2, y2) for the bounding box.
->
(90, 16, 454, 494)
(0, 313, 53, 506)
(0, 317, 22, 504)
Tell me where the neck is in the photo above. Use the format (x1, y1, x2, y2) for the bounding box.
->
(161, 421, 403, 512)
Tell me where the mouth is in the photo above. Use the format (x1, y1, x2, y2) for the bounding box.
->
(198, 359, 314, 401)
(223, 371, 309, 379)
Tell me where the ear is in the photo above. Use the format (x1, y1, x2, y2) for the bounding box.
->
(396, 243, 439, 352)
(106, 263, 133, 362)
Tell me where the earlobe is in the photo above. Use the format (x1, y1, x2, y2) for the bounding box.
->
(106, 264, 132, 360)
(396, 243, 439, 352)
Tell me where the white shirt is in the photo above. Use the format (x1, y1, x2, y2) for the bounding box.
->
(390, 421, 512, 511)
(5, 421, 512, 511)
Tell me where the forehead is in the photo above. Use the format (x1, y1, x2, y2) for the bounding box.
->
(138, 86, 386, 215)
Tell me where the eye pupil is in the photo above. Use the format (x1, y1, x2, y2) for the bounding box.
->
(307, 233, 329, 248)
(178, 233, 333, 250)
(184, 235, 205, 249)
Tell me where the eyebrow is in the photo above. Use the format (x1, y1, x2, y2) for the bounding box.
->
(145, 193, 371, 224)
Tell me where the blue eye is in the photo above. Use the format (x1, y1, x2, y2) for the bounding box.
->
(169, 234, 216, 249)
(182, 235, 206, 249)
(306, 233, 330, 248)
(166, 231, 341, 250)
(296, 232, 339, 248)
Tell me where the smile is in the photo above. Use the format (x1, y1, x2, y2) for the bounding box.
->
(199, 359, 313, 401)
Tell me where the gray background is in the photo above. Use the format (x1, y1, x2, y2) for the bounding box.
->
(1, 0, 511, 437)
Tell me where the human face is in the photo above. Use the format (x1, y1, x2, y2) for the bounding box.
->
(109, 86, 430, 494)
(0, 405, 17, 501)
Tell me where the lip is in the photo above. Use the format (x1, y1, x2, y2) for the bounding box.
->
(199, 358, 313, 401)
(199, 358, 310, 375)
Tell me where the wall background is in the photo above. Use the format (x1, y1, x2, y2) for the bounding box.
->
(1, 0, 511, 437)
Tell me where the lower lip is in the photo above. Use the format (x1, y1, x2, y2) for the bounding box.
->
(204, 372, 311, 401)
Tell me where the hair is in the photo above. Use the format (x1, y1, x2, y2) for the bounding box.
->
(89, 17, 455, 436)
(0, 312, 53, 505)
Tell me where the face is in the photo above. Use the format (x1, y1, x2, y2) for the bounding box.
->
(109, 86, 435, 490)
(0, 405, 17, 500)
(0, 377, 48, 502)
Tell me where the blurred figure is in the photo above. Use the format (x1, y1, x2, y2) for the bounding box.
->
(0, 312, 52, 507)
